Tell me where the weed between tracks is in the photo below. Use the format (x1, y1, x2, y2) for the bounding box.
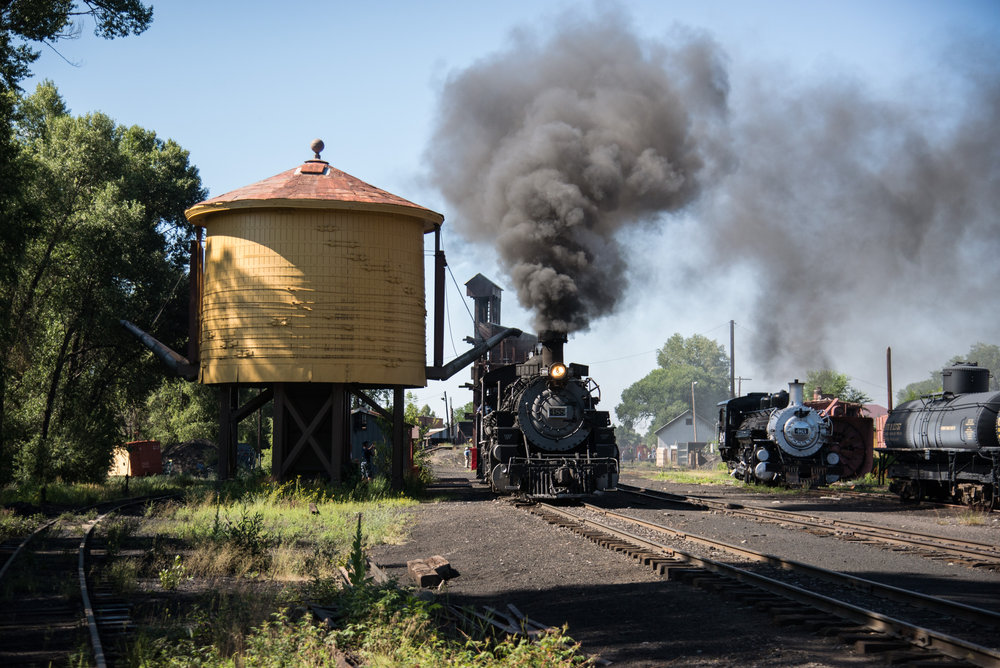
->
(5, 471, 594, 666)
(953, 509, 990, 526)
(0, 506, 45, 538)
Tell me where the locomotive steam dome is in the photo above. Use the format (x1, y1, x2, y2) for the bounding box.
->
(185, 140, 444, 386)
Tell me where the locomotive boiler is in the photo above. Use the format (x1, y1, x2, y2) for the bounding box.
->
(719, 380, 873, 486)
(883, 363, 1000, 509)
(475, 331, 619, 498)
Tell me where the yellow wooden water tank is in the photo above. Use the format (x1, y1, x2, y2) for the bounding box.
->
(185, 141, 444, 387)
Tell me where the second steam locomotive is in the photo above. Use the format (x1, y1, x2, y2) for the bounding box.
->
(475, 331, 619, 498)
(719, 380, 873, 486)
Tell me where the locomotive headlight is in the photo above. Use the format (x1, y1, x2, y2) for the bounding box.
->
(549, 363, 567, 381)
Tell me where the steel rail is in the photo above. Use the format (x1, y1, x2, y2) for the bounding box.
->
(2, 493, 176, 667)
(79, 513, 109, 668)
(79, 494, 176, 668)
(0, 517, 59, 582)
(581, 501, 1000, 631)
(618, 483, 1000, 564)
(533, 502, 1000, 667)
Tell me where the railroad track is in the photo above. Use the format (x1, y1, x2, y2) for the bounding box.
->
(0, 496, 170, 667)
(518, 500, 1000, 667)
(618, 482, 1000, 569)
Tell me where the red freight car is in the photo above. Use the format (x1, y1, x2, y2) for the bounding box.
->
(110, 440, 163, 477)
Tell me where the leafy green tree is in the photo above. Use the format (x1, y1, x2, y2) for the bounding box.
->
(404, 392, 437, 441)
(949, 343, 1000, 390)
(143, 378, 218, 445)
(1, 2, 152, 91)
(804, 369, 871, 404)
(1, 82, 204, 483)
(1, 4, 153, 456)
(897, 378, 941, 403)
(897, 342, 1000, 403)
(615, 424, 644, 461)
(615, 333, 729, 435)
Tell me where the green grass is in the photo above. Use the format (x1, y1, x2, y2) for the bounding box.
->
(0, 473, 200, 508)
(954, 509, 989, 526)
(5, 470, 596, 666)
(0, 507, 46, 539)
(634, 466, 891, 496)
(829, 473, 889, 494)
(156, 490, 416, 579)
(648, 467, 735, 486)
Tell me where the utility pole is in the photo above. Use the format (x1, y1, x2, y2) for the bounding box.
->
(691, 380, 698, 442)
(886, 346, 893, 411)
(448, 396, 455, 443)
(442, 392, 450, 443)
(730, 319, 735, 399)
(736, 376, 752, 395)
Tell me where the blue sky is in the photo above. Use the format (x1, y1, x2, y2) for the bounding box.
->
(23, 1, 1000, 425)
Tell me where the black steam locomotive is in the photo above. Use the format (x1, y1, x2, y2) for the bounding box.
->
(719, 380, 873, 486)
(883, 363, 1000, 510)
(475, 331, 619, 498)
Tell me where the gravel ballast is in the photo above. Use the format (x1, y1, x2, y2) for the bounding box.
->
(369, 452, 914, 666)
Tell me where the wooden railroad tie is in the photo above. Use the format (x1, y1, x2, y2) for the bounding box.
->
(407, 555, 458, 588)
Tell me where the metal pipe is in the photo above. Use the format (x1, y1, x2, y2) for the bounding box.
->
(188, 228, 202, 367)
(119, 319, 198, 381)
(433, 225, 446, 370)
(426, 326, 523, 380)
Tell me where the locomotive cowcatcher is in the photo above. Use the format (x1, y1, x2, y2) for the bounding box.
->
(475, 331, 619, 498)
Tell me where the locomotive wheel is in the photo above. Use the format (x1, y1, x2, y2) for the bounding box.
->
(971, 497, 995, 512)
(899, 480, 923, 505)
(971, 486, 996, 512)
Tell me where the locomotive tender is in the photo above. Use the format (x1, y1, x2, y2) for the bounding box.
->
(475, 331, 619, 498)
(719, 380, 873, 486)
(883, 363, 1000, 509)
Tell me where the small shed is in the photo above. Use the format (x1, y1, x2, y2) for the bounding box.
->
(658, 441, 710, 468)
(110, 440, 163, 477)
(653, 409, 716, 451)
(349, 405, 391, 463)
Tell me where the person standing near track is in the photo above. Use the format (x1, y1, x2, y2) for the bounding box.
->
(362, 441, 375, 479)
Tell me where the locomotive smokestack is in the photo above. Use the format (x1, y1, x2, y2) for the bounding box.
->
(539, 330, 568, 367)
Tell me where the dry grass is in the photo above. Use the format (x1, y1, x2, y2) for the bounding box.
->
(955, 508, 989, 526)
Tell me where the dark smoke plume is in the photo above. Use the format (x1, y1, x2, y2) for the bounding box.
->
(428, 13, 730, 333)
(701, 39, 1000, 375)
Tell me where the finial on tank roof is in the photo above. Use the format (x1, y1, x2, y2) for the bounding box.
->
(310, 139, 325, 160)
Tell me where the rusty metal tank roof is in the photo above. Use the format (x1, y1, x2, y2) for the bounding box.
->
(185, 140, 444, 231)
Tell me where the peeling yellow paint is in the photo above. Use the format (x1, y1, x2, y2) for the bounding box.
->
(195, 208, 428, 386)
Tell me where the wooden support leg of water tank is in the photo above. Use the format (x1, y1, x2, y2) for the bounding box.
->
(270, 383, 350, 484)
(272, 383, 286, 482)
(392, 387, 405, 491)
(329, 384, 347, 485)
(218, 384, 238, 481)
